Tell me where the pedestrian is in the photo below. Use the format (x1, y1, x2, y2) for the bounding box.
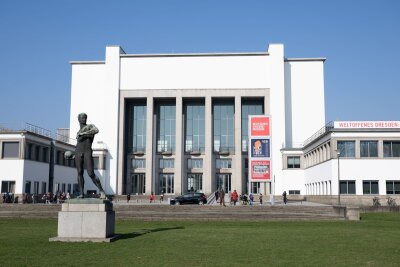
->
(249, 193, 254, 206)
(215, 190, 219, 202)
(259, 193, 263, 205)
(2, 193, 5, 203)
(150, 192, 155, 203)
(283, 191, 287, 204)
(160, 191, 164, 203)
(219, 189, 226, 207)
(127, 193, 131, 203)
(231, 190, 238, 206)
(46, 192, 51, 204)
(66, 192, 70, 202)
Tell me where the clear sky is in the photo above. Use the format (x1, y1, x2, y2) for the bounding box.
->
(1, 0, 399, 133)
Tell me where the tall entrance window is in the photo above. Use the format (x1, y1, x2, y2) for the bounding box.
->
(1, 181, 15, 193)
(216, 174, 231, 193)
(241, 99, 264, 152)
(187, 173, 203, 192)
(157, 103, 176, 153)
(160, 174, 174, 194)
(213, 100, 234, 153)
(127, 102, 147, 153)
(129, 173, 145, 194)
(185, 102, 205, 153)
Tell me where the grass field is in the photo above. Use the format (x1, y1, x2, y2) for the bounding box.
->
(0, 213, 399, 266)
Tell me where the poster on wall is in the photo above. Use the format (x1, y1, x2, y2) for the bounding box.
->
(248, 115, 272, 182)
(251, 160, 271, 180)
(250, 138, 270, 158)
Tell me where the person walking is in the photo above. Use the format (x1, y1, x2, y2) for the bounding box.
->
(127, 193, 131, 203)
(259, 193, 263, 205)
(215, 190, 219, 202)
(219, 189, 226, 207)
(283, 191, 287, 205)
(249, 193, 254, 206)
(150, 192, 155, 203)
(231, 190, 238, 206)
(160, 191, 164, 203)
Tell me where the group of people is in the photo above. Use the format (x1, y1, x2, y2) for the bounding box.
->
(41, 191, 71, 204)
(2, 192, 13, 203)
(214, 189, 264, 206)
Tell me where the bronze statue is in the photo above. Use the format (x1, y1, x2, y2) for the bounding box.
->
(65, 113, 106, 199)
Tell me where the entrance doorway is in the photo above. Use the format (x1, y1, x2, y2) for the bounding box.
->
(216, 174, 231, 193)
(128, 173, 145, 194)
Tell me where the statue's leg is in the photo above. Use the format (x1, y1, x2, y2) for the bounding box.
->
(75, 153, 85, 198)
(86, 151, 106, 199)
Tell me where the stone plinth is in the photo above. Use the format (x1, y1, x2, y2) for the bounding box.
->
(49, 199, 117, 242)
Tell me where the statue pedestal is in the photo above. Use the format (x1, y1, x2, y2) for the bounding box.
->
(49, 199, 117, 242)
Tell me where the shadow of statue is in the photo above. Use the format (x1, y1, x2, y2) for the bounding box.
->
(117, 226, 185, 240)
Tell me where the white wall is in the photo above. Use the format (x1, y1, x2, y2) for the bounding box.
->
(284, 60, 325, 147)
(120, 55, 270, 90)
(281, 169, 305, 194)
(0, 160, 24, 194)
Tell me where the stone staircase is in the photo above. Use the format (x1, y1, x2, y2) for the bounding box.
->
(0, 203, 345, 221)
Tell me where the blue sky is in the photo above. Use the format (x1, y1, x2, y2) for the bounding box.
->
(1, 0, 399, 133)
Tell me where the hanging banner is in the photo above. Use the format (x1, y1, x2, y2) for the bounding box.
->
(249, 115, 271, 182)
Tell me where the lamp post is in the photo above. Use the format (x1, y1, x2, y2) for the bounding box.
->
(336, 150, 341, 206)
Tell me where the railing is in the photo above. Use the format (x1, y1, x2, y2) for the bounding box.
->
(0, 122, 76, 146)
(303, 121, 334, 147)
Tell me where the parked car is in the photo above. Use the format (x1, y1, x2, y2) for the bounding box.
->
(170, 192, 207, 205)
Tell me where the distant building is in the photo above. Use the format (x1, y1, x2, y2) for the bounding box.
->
(0, 124, 107, 198)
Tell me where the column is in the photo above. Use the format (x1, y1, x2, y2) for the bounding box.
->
(145, 96, 153, 195)
(204, 96, 213, 194)
(233, 96, 242, 193)
(175, 96, 183, 194)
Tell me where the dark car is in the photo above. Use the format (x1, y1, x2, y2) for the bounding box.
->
(170, 192, 207, 205)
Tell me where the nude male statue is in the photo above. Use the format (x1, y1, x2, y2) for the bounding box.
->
(74, 113, 106, 199)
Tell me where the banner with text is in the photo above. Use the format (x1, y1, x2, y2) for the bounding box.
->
(249, 115, 271, 182)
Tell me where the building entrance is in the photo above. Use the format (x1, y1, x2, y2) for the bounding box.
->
(128, 173, 145, 194)
(216, 174, 231, 193)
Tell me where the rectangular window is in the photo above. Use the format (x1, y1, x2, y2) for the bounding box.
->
(251, 182, 260, 194)
(42, 147, 48, 162)
(287, 156, 301, 168)
(241, 99, 264, 152)
(185, 102, 205, 153)
(27, 144, 33, 160)
(340, 180, 356, 194)
(216, 159, 232, 169)
(386, 181, 400, 194)
(289, 190, 301, 195)
(383, 141, 400, 157)
(25, 181, 31, 194)
(157, 103, 176, 153)
(213, 100, 235, 153)
(363, 180, 379, 194)
(159, 159, 175, 169)
(93, 156, 100, 169)
(360, 141, 378, 157)
(35, 146, 40, 161)
(62, 183, 66, 193)
(127, 103, 147, 153)
(1, 181, 15, 193)
(56, 151, 63, 165)
(131, 159, 146, 169)
(2, 142, 19, 158)
(67, 184, 72, 194)
(33, 181, 39, 194)
(73, 183, 79, 195)
(337, 141, 355, 157)
(187, 159, 203, 169)
(159, 174, 174, 194)
(187, 173, 203, 192)
(41, 182, 47, 194)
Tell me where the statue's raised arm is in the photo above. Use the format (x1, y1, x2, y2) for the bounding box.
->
(77, 124, 99, 137)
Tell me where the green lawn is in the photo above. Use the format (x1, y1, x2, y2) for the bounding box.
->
(0, 213, 399, 266)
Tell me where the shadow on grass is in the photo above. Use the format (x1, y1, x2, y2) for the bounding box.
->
(118, 226, 184, 240)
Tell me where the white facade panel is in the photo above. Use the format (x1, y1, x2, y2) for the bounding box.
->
(0, 160, 24, 194)
(120, 55, 270, 90)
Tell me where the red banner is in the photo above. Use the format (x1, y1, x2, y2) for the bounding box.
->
(251, 160, 271, 180)
(250, 117, 270, 137)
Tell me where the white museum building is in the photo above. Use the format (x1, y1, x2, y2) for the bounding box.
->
(1, 43, 399, 203)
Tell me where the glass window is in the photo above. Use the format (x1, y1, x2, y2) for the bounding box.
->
(340, 180, 355, 194)
(251, 182, 260, 194)
(67, 184, 72, 194)
(127, 103, 147, 153)
(216, 159, 232, 169)
(187, 173, 203, 192)
(213, 101, 235, 153)
(159, 159, 174, 169)
(93, 157, 100, 169)
(241, 99, 264, 152)
(132, 159, 146, 169)
(287, 156, 300, 168)
(27, 144, 33, 160)
(34, 181, 39, 194)
(2, 142, 19, 158)
(337, 141, 355, 157)
(25, 181, 31, 194)
(157, 103, 176, 153)
(185, 102, 205, 153)
(188, 159, 203, 169)
(289, 190, 301, 195)
(41, 182, 47, 194)
(383, 141, 400, 157)
(35, 146, 40, 161)
(1, 181, 16, 193)
(42, 147, 48, 162)
(386, 181, 400, 194)
(363, 180, 379, 194)
(360, 141, 378, 157)
(159, 174, 174, 194)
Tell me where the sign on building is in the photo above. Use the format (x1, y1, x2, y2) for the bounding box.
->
(248, 115, 271, 182)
